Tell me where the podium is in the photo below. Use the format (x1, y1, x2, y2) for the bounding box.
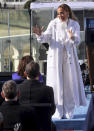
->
(85, 18, 94, 91)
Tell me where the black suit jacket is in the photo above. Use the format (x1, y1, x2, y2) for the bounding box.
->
(0, 100, 41, 131)
(84, 93, 94, 131)
(18, 79, 56, 131)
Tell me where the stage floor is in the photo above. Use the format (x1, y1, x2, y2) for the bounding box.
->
(52, 88, 91, 131)
(74, 93, 90, 117)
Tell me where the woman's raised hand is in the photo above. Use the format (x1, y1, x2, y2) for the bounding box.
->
(33, 25, 44, 36)
(68, 28, 74, 40)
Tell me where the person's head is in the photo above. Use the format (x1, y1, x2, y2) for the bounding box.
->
(1, 80, 18, 101)
(18, 55, 34, 78)
(25, 61, 40, 80)
(57, 4, 78, 21)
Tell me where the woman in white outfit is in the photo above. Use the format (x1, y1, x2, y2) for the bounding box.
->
(33, 4, 87, 119)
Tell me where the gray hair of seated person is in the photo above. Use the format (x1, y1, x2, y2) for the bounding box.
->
(2, 80, 17, 99)
(25, 61, 40, 79)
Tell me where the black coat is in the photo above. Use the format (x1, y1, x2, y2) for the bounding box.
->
(84, 93, 94, 131)
(18, 79, 56, 131)
(0, 100, 41, 131)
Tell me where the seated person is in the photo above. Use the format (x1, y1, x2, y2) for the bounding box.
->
(12, 55, 43, 83)
(0, 80, 41, 131)
(12, 55, 34, 80)
(0, 81, 5, 105)
(18, 61, 56, 131)
(0, 112, 4, 131)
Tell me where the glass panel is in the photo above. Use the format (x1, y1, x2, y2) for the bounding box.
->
(31, 8, 54, 75)
(0, 35, 30, 72)
(0, 8, 87, 76)
(78, 31, 86, 60)
(9, 9, 30, 35)
(0, 9, 8, 36)
(31, 8, 87, 75)
(32, 7, 54, 30)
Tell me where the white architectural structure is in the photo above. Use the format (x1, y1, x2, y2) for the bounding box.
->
(0, 0, 94, 2)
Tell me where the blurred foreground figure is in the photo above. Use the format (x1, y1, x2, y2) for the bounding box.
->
(18, 62, 56, 131)
(84, 94, 94, 131)
(0, 80, 41, 131)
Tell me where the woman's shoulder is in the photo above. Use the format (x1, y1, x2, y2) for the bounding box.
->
(69, 18, 79, 25)
(69, 18, 80, 28)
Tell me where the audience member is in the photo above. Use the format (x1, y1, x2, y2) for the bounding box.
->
(84, 93, 94, 131)
(12, 55, 43, 83)
(18, 61, 56, 131)
(0, 112, 4, 131)
(12, 55, 34, 80)
(0, 81, 4, 105)
(0, 80, 41, 131)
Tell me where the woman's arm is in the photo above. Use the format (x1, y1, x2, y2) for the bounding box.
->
(33, 21, 53, 44)
(64, 21, 80, 47)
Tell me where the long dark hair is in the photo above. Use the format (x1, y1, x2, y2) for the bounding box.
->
(57, 4, 78, 22)
(18, 55, 34, 78)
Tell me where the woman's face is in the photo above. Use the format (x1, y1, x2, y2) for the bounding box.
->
(57, 7, 69, 21)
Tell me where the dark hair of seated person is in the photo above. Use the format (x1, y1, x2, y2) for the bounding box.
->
(17, 55, 34, 78)
(25, 61, 40, 79)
